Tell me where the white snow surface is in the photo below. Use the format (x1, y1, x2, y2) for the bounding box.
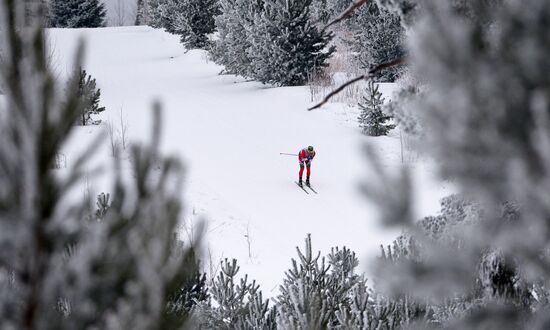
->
(48, 26, 451, 296)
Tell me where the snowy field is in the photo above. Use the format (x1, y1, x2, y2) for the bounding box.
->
(48, 26, 451, 295)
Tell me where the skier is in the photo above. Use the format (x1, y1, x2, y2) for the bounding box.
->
(298, 146, 316, 186)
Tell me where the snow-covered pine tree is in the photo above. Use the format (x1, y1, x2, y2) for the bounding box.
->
(351, 1, 405, 82)
(146, 0, 185, 35)
(154, 0, 180, 33)
(373, 195, 536, 326)
(358, 80, 395, 136)
(209, 0, 236, 71)
(375, 0, 417, 26)
(276, 235, 411, 329)
(310, 0, 355, 24)
(275, 235, 332, 329)
(146, 0, 164, 28)
(49, 0, 106, 28)
(207, 258, 259, 327)
(144, 0, 174, 31)
(383, 78, 423, 136)
(324, 246, 365, 328)
(244, 291, 277, 330)
(165, 242, 210, 321)
(135, 0, 150, 25)
(310, 0, 352, 24)
(248, 0, 335, 86)
(275, 235, 369, 328)
(328, 0, 354, 23)
(310, 0, 330, 24)
(170, 0, 220, 49)
(359, 0, 550, 326)
(192, 258, 275, 329)
(211, 0, 263, 76)
(0, 2, 203, 328)
(77, 69, 105, 125)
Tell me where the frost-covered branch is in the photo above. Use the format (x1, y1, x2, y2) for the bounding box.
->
(324, 0, 372, 29)
(308, 56, 406, 110)
(0, 2, 204, 328)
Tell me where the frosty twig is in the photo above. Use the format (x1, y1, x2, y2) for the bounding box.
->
(324, 0, 371, 30)
(308, 57, 406, 111)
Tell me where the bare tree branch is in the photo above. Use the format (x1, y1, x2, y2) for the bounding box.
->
(308, 57, 407, 111)
(325, 0, 371, 30)
(308, 76, 364, 111)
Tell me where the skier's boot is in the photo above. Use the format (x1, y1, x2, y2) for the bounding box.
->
(306, 176, 310, 186)
(298, 177, 303, 187)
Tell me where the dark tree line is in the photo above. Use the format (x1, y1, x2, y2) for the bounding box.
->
(49, 0, 106, 28)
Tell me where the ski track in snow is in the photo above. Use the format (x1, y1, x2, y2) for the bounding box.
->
(49, 26, 452, 296)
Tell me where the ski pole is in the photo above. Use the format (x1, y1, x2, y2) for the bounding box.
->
(280, 153, 298, 156)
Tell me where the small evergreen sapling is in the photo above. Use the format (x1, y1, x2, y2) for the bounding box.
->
(358, 80, 395, 136)
(276, 235, 369, 329)
(165, 241, 209, 323)
(276, 234, 332, 329)
(77, 69, 105, 126)
(193, 258, 274, 329)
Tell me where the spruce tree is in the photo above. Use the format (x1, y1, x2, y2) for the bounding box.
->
(275, 235, 370, 328)
(310, 0, 353, 24)
(358, 80, 395, 136)
(351, 1, 405, 82)
(311, 0, 356, 24)
(135, 0, 149, 25)
(49, 0, 106, 28)
(211, 0, 263, 76)
(276, 235, 332, 329)
(193, 258, 275, 329)
(147, 0, 179, 34)
(248, 0, 335, 86)
(310, 0, 330, 24)
(147, 0, 169, 30)
(77, 69, 105, 126)
(329, 0, 354, 23)
(171, 0, 220, 49)
(146, 0, 219, 48)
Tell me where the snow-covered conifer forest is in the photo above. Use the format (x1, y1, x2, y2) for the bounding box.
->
(1, 0, 549, 328)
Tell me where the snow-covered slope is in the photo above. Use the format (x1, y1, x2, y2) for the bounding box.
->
(48, 26, 451, 295)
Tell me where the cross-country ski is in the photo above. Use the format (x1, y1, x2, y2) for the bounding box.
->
(295, 181, 310, 194)
(305, 184, 318, 194)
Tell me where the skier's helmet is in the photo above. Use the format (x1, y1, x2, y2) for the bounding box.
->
(307, 146, 314, 152)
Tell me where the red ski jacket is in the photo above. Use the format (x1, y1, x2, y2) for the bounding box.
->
(298, 148, 316, 164)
